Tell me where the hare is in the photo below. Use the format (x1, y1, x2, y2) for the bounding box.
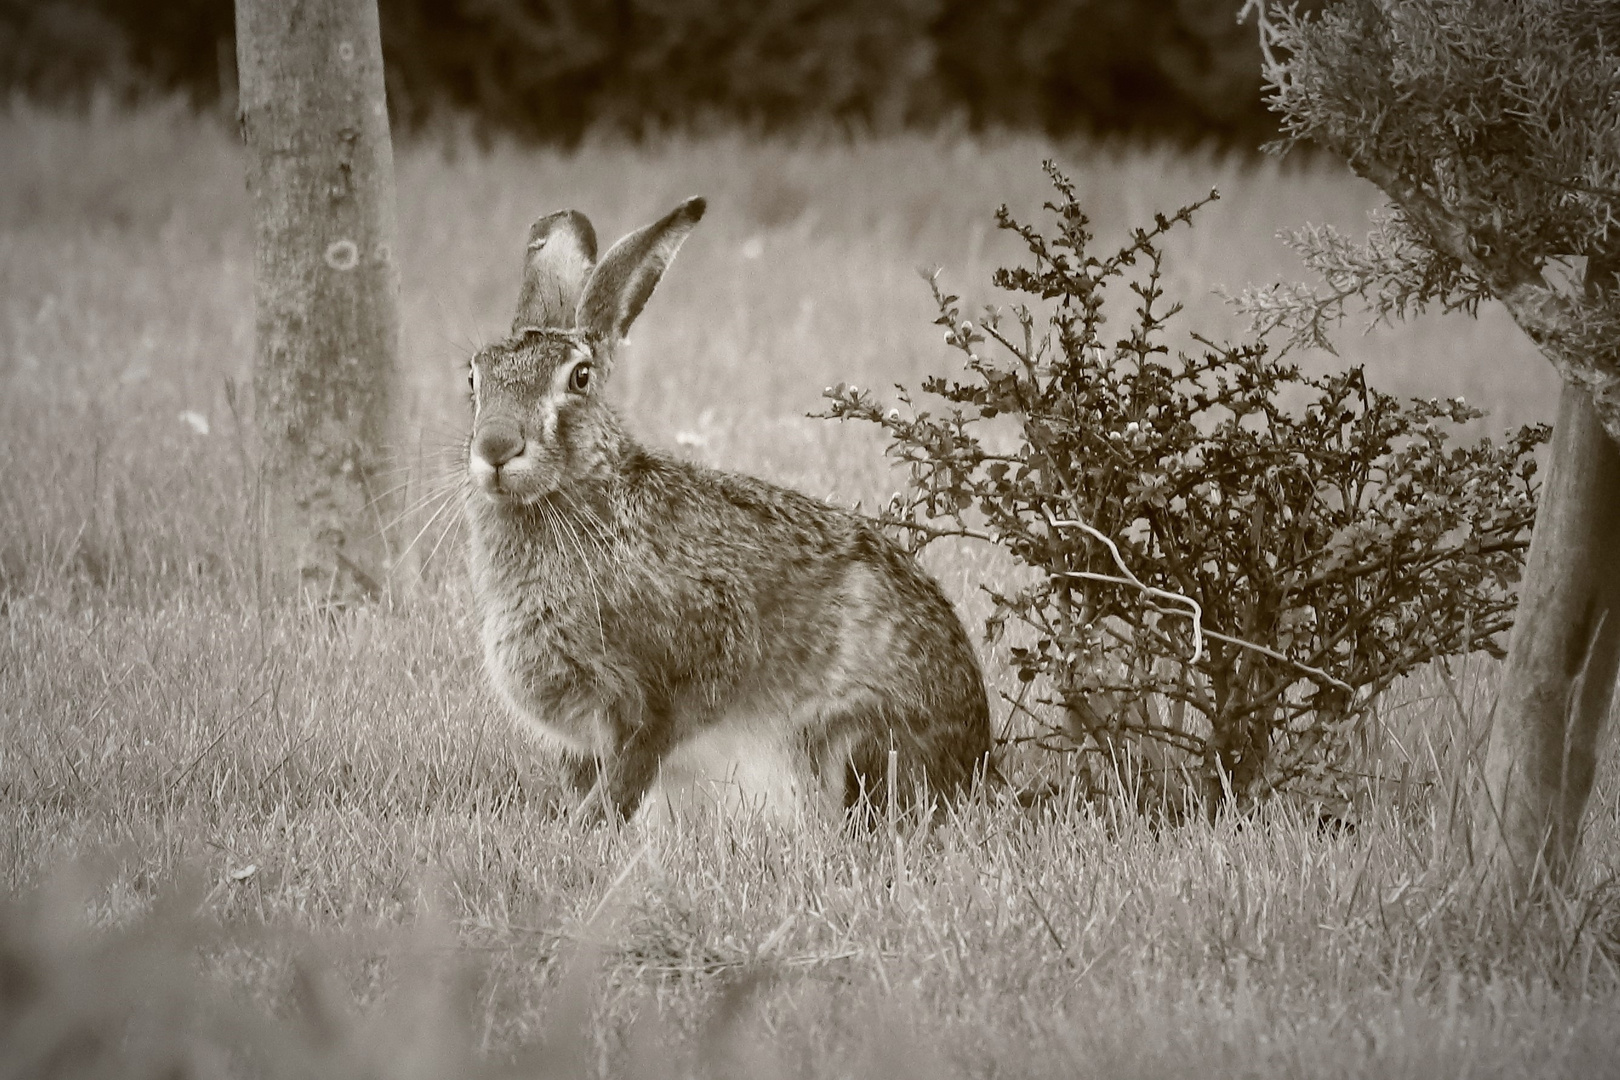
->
(464, 197, 991, 825)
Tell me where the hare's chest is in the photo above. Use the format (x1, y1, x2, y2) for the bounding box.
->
(471, 531, 619, 748)
(478, 593, 616, 755)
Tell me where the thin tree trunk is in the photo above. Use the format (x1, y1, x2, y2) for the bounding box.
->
(236, 0, 401, 603)
(1479, 378, 1620, 893)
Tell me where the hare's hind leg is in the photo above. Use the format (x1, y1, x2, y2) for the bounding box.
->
(840, 732, 929, 821)
(801, 700, 950, 819)
(827, 714, 983, 823)
(804, 709, 907, 819)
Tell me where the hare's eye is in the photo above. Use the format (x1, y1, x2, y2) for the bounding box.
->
(567, 362, 592, 394)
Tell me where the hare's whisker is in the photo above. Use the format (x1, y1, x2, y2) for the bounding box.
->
(372, 443, 462, 478)
(419, 491, 469, 574)
(393, 487, 464, 571)
(363, 475, 432, 512)
(556, 495, 612, 563)
(374, 479, 466, 537)
(546, 499, 607, 648)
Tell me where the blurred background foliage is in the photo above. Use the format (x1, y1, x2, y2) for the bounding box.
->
(0, 0, 1289, 145)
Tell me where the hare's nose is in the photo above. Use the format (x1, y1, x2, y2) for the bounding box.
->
(476, 427, 524, 468)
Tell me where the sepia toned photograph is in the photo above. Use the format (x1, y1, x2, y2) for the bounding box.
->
(1, 1, 1616, 1075)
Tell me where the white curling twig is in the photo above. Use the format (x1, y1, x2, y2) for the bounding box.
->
(1043, 509, 1206, 663)
(1043, 508, 1354, 695)
(1192, 629, 1353, 696)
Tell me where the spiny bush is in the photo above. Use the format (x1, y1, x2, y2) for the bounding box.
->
(825, 164, 1546, 815)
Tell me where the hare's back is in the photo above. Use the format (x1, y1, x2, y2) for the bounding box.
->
(683, 465, 992, 784)
(653, 459, 986, 694)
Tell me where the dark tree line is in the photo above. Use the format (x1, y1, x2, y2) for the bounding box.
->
(2, 0, 1280, 145)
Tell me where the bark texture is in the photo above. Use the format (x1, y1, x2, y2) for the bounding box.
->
(1480, 380, 1620, 892)
(237, 0, 400, 601)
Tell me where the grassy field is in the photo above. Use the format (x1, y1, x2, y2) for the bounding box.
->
(2, 100, 1616, 1078)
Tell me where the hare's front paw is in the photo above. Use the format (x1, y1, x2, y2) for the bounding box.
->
(566, 787, 611, 829)
(559, 753, 658, 828)
(554, 756, 608, 826)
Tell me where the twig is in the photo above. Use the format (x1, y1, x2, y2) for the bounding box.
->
(883, 517, 997, 545)
(1238, 0, 1279, 73)
(1043, 508, 1355, 695)
(1201, 628, 1353, 696)
(1043, 508, 1206, 662)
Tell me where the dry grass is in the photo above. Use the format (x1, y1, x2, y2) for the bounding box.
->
(1, 100, 1615, 1078)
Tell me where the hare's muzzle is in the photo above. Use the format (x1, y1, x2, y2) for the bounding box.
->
(470, 422, 526, 494)
(476, 425, 523, 467)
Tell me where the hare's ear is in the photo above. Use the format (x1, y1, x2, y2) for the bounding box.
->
(577, 197, 705, 345)
(514, 210, 598, 332)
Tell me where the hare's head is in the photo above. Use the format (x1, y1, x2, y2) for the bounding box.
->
(467, 197, 705, 503)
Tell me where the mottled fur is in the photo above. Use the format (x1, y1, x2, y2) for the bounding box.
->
(464, 198, 990, 824)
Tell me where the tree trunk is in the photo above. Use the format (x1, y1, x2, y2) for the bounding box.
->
(236, 0, 401, 603)
(1479, 379, 1620, 893)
